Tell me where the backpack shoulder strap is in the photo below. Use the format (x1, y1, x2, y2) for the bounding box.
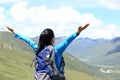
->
(46, 45, 54, 60)
(30, 46, 54, 67)
(46, 45, 59, 76)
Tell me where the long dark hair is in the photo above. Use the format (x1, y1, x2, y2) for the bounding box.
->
(36, 28, 55, 55)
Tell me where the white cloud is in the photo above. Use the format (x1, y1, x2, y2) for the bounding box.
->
(100, 0, 120, 10)
(0, 7, 7, 30)
(1, 2, 120, 39)
(9, 2, 84, 37)
(0, 0, 24, 3)
(10, 2, 29, 22)
(67, 0, 120, 10)
(107, 24, 120, 38)
(84, 23, 120, 39)
(0, 7, 5, 23)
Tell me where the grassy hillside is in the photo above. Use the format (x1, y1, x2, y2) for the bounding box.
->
(2, 31, 120, 80)
(0, 49, 101, 80)
(65, 68, 100, 80)
(0, 31, 33, 52)
(0, 31, 102, 80)
(0, 49, 34, 80)
(64, 53, 99, 76)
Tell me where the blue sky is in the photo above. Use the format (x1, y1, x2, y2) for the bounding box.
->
(0, 0, 120, 39)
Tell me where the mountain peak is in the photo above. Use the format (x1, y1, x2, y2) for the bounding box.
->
(112, 37, 120, 43)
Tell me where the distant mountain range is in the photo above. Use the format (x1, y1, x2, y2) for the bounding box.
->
(55, 36, 120, 66)
(33, 35, 120, 66)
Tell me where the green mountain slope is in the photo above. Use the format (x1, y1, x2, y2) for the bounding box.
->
(0, 31, 101, 80)
(79, 40, 120, 66)
(0, 31, 33, 52)
(65, 68, 100, 80)
(0, 49, 34, 80)
(0, 49, 101, 80)
(64, 53, 98, 75)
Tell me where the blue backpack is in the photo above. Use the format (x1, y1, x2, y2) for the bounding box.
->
(35, 45, 60, 80)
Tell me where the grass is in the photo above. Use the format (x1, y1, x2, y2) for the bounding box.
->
(0, 49, 34, 80)
(65, 68, 101, 80)
(0, 49, 101, 80)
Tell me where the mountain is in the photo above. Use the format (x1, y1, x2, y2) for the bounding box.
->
(34, 36, 107, 56)
(77, 37, 120, 66)
(55, 36, 120, 80)
(0, 31, 101, 80)
(112, 37, 120, 44)
(50, 35, 120, 66)
(107, 37, 120, 55)
(64, 37, 107, 56)
(0, 31, 33, 52)
(2, 31, 120, 80)
(0, 48, 102, 80)
(33, 33, 120, 67)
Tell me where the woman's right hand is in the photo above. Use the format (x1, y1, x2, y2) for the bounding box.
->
(5, 25, 15, 34)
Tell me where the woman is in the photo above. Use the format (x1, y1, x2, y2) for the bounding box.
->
(6, 23, 89, 80)
(34, 28, 57, 80)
